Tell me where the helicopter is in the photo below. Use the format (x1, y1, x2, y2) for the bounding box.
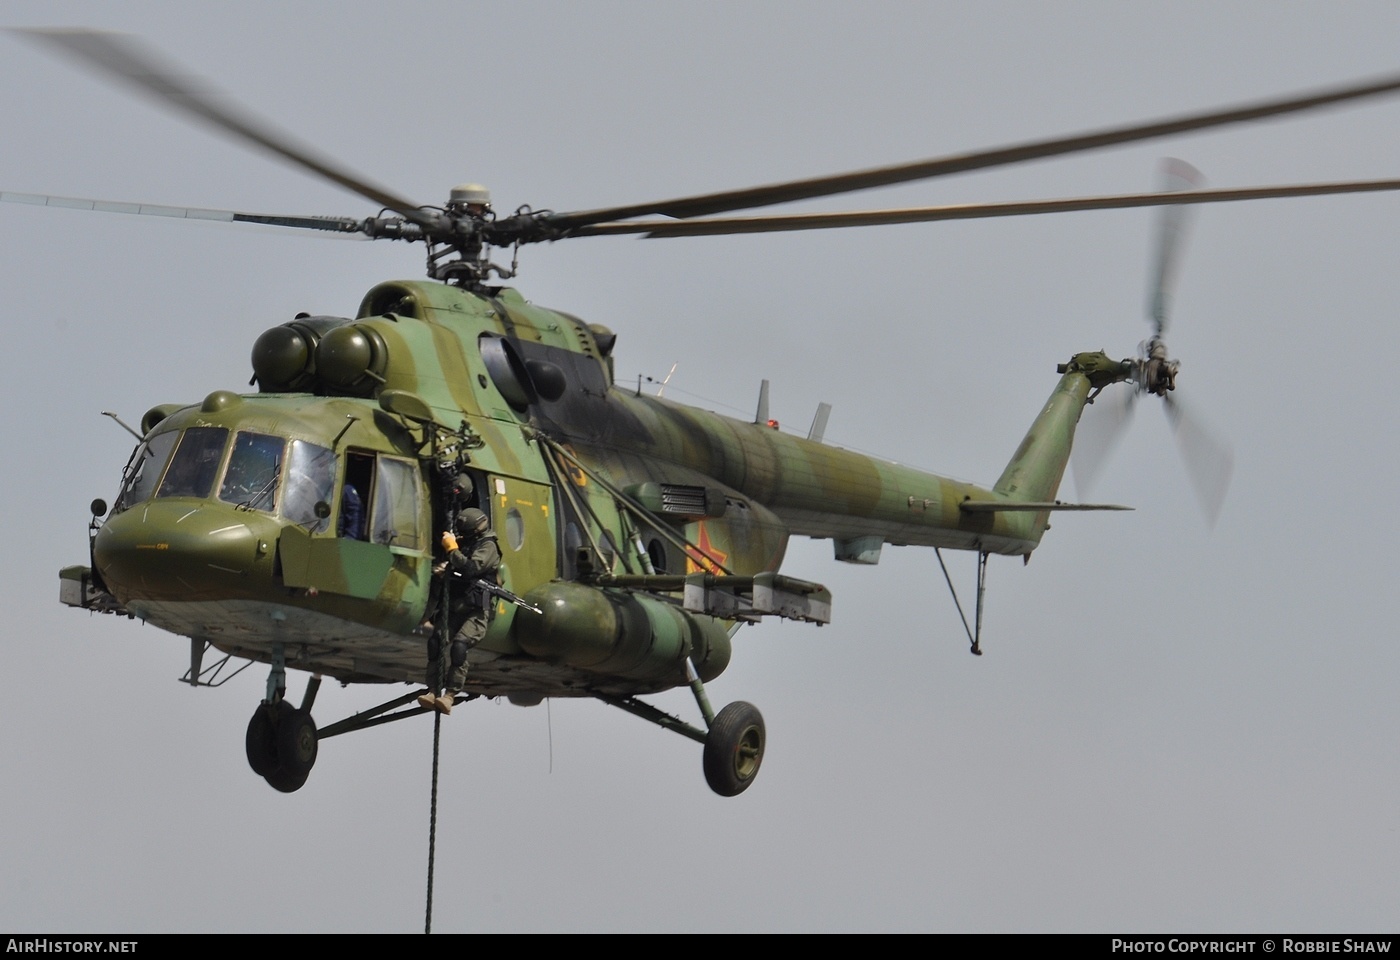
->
(25, 28, 1400, 799)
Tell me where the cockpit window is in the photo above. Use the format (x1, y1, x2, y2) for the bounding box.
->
(156, 427, 230, 500)
(282, 440, 336, 533)
(218, 431, 284, 511)
(115, 430, 179, 511)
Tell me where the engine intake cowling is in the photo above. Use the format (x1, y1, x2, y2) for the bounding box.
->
(250, 315, 356, 392)
(250, 315, 389, 396)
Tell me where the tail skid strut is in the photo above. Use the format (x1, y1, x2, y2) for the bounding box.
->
(936, 547, 989, 656)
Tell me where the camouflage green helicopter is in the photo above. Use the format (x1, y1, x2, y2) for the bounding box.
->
(26, 30, 1400, 796)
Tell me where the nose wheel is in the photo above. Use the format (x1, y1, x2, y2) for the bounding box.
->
(245, 675, 321, 793)
(244, 700, 283, 777)
(245, 700, 319, 792)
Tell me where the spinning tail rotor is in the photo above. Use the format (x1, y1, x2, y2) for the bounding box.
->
(1072, 159, 1234, 524)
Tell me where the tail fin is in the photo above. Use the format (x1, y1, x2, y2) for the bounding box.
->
(992, 352, 1130, 523)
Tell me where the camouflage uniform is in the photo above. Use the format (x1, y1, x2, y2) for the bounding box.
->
(426, 523, 501, 693)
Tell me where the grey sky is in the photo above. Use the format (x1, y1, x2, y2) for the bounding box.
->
(2, 0, 1398, 933)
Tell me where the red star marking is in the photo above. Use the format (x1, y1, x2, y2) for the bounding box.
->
(685, 522, 728, 574)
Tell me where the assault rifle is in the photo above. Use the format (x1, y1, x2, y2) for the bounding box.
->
(476, 577, 543, 615)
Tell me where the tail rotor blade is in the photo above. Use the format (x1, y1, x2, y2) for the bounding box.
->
(1073, 383, 1137, 500)
(1148, 159, 1205, 336)
(1163, 393, 1234, 525)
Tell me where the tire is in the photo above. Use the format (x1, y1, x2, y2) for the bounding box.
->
(263, 761, 309, 794)
(703, 701, 765, 797)
(275, 706, 318, 778)
(263, 763, 310, 794)
(244, 702, 281, 777)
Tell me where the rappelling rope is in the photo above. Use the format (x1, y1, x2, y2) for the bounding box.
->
(424, 574, 452, 933)
(426, 489, 456, 934)
(425, 710, 443, 933)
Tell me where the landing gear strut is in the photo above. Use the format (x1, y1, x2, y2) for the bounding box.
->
(597, 658, 767, 797)
(241, 683, 484, 794)
(687, 656, 765, 795)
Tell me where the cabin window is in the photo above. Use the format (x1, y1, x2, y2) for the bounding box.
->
(115, 430, 180, 511)
(505, 508, 525, 551)
(338, 451, 375, 540)
(218, 431, 284, 511)
(156, 427, 229, 500)
(370, 456, 423, 550)
(282, 440, 336, 533)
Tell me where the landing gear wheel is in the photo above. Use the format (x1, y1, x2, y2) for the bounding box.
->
(703, 701, 765, 797)
(244, 702, 282, 777)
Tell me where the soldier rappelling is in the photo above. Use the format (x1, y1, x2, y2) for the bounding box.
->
(418, 496, 501, 716)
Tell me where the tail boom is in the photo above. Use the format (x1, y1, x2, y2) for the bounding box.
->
(594, 352, 1130, 563)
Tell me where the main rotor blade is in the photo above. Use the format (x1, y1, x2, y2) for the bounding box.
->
(1147, 159, 1205, 337)
(568, 178, 1400, 237)
(548, 70, 1400, 228)
(0, 189, 364, 234)
(11, 28, 434, 227)
(1163, 394, 1234, 526)
(1072, 384, 1137, 501)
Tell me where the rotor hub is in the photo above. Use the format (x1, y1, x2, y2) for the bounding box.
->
(1138, 337, 1179, 396)
(448, 183, 492, 211)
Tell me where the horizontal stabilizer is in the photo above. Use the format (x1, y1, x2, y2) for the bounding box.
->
(959, 500, 1133, 513)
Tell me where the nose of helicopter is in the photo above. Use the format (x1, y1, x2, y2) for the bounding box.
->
(94, 500, 278, 603)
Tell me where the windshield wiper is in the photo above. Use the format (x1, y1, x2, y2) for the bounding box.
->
(236, 461, 281, 511)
